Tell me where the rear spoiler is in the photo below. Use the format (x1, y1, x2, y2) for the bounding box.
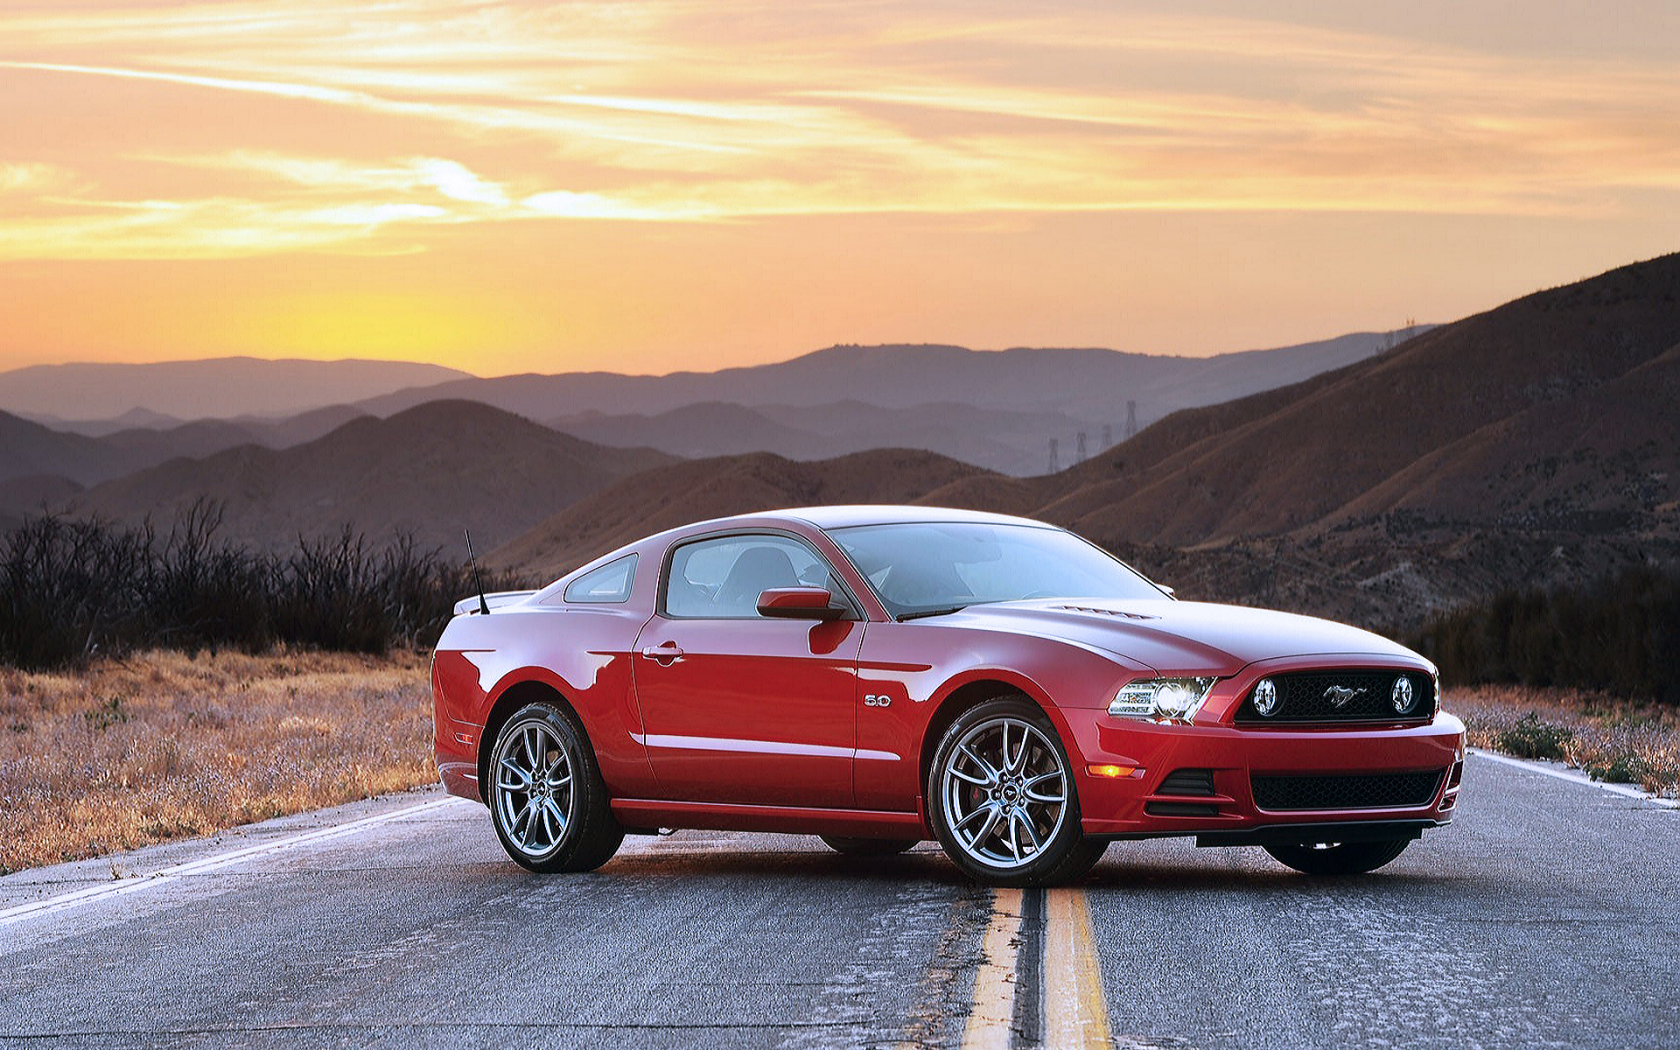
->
(453, 590, 537, 616)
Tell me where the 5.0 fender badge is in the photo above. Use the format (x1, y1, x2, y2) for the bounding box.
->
(863, 694, 893, 708)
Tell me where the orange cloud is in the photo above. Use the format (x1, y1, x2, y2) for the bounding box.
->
(0, 2, 1675, 370)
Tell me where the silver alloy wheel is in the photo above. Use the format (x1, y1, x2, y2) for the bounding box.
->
(492, 717, 577, 858)
(940, 715, 1068, 870)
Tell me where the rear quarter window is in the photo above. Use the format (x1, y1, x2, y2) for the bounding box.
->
(562, 554, 637, 604)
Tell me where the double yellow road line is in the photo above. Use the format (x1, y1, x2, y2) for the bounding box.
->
(962, 887, 1112, 1049)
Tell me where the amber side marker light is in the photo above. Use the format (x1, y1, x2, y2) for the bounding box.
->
(1087, 764, 1140, 778)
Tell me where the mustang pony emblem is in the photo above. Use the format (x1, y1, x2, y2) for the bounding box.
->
(1323, 685, 1365, 708)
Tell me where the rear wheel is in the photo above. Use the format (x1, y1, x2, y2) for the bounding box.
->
(927, 697, 1104, 886)
(1264, 838, 1410, 875)
(488, 702, 623, 873)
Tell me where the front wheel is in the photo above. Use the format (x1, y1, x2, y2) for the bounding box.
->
(1264, 838, 1410, 875)
(487, 702, 624, 873)
(927, 697, 1104, 886)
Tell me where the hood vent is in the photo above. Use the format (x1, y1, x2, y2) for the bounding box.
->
(1057, 605, 1159, 621)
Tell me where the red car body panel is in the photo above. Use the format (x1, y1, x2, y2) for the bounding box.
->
(631, 615, 864, 807)
(431, 507, 1464, 845)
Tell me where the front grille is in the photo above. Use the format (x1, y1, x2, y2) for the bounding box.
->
(1251, 770, 1444, 811)
(1157, 768, 1215, 796)
(1235, 671, 1435, 723)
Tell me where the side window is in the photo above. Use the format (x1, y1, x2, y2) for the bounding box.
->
(665, 535, 835, 619)
(562, 554, 637, 604)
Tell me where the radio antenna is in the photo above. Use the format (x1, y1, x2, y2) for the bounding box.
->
(464, 529, 491, 615)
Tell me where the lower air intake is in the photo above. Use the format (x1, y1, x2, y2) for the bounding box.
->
(1251, 770, 1444, 811)
(1157, 768, 1216, 796)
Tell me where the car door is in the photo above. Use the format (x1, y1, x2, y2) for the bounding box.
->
(631, 531, 863, 809)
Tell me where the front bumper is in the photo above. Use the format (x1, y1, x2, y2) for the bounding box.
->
(1068, 711, 1465, 840)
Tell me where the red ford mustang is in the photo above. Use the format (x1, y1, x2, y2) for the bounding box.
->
(432, 506, 1464, 885)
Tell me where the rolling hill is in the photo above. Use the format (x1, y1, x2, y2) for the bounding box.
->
(0, 406, 376, 489)
(19, 406, 186, 437)
(550, 399, 1092, 475)
(551, 402, 834, 461)
(0, 412, 151, 487)
(486, 448, 991, 582)
(69, 401, 674, 555)
(0, 474, 84, 535)
(489, 254, 1679, 627)
(1023, 251, 1680, 548)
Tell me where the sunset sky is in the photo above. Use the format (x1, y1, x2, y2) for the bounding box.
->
(2, 0, 1677, 376)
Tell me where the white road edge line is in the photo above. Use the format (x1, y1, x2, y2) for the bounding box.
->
(0, 796, 468, 928)
(1469, 748, 1679, 809)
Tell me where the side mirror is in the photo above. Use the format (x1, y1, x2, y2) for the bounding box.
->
(1156, 584, 1176, 598)
(757, 587, 845, 620)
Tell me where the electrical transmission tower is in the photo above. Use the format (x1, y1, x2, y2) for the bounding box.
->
(1124, 400, 1139, 440)
(1075, 431, 1087, 464)
(1048, 438, 1060, 473)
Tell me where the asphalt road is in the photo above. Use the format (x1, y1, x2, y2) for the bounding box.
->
(1, 753, 1676, 1049)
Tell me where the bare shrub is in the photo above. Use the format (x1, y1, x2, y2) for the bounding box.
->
(1412, 566, 1680, 704)
(0, 504, 523, 670)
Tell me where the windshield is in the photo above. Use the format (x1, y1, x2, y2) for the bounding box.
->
(826, 521, 1167, 619)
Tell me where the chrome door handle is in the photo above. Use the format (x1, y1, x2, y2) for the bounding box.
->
(640, 643, 683, 663)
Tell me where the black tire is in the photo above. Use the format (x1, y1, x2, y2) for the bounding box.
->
(926, 696, 1102, 886)
(820, 835, 919, 856)
(487, 701, 624, 873)
(1264, 838, 1411, 876)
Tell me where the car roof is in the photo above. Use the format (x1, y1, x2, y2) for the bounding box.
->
(533, 504, 1070, 602)
(691, 504, 1057, 532)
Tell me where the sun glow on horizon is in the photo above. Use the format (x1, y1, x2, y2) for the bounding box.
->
(2, 1, 1678, 373)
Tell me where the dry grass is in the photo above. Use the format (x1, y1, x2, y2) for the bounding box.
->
(1448, 685, 1680, 798)
(0, 648, 435, 874)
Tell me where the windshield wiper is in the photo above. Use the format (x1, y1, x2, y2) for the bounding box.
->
(897, 605, 969, 621)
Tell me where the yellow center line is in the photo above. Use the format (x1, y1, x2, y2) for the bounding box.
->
(961, 886, 1024, 1050)
(955, 884, 1113, 1050)
(1044, 887, 1113, 1050)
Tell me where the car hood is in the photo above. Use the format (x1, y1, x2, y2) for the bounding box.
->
(928, 598, 1418, 676)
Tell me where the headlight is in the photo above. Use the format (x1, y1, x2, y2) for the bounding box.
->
(1110, 677, 1218, 724)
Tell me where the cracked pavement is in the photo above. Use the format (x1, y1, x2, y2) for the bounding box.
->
(1, 754, 1676, 1048)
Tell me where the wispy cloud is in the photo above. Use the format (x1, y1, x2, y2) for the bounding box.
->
(2, 2, 1677, 260)
(0, 162, 74, 194)
(0, 194, 458, 260)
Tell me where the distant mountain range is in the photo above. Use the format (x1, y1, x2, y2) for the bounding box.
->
(0, 357, 469, 421)
(356, 331, 1412, 428)
(0, 331, 1420, 484)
